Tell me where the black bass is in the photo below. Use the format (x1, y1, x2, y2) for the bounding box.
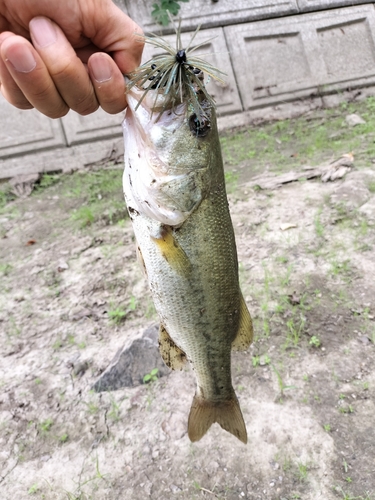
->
(123, 29, 253, 443)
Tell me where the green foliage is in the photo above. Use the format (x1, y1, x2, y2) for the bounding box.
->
(272, 364, 296, 399)
(59, 433, 69, 443)
(151, 0, 189, 25)
(0, 263, 12, 276)
(309, 335, 321, 347)
(108, 297, 137, 325)
(71, 206, 95, 227)
(39, 418, 53, 434)
(0, 183, 15, 210)
(224, 170, 239, 194)
(143, 368, 159, 384)
(252, 355, 260, 367)
(35, 173, 60, 190)
(28, 483, 39, 495)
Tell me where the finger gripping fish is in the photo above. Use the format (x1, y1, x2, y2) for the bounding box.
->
(123, 26, 253, 443)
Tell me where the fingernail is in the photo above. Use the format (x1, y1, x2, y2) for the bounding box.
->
(90, 57, 113, 83)
(6, 45, 36, 73)
(30, 17, 57, 48)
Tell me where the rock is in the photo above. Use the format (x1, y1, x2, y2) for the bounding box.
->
(358, 196, 375, 219)
(73, 360, 89, 377)
(57, 259, 69, 272)
(170, 484, 182, 493)
(330, 176, 370, 210)
(92, 324, 170, 391)
(345, 113, 366, 126)
(9, 173, 40, 197)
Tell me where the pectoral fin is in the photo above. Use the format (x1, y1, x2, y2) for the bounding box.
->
(151, 225, 191, 276)
(231, 292, 253, 351)
(158, 324, 187, 370)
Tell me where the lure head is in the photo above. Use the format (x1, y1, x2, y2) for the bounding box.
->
(126, 25, 226, 125)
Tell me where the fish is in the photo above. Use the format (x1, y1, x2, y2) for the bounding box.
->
(122, 26, 253, 443)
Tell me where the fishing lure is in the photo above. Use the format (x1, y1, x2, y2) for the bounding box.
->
(126, 19, 226, 124)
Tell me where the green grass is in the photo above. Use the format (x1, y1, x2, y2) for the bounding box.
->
(220, 95, 375, 178)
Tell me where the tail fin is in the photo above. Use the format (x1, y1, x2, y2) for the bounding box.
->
(188, 394, 247, 444)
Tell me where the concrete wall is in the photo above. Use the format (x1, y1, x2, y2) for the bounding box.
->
(1, 2, 375, 179)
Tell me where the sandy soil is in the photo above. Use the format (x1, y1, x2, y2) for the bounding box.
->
(1, 132, 375, 500)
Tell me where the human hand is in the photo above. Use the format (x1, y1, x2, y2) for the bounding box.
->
(0, 0, 144, 118)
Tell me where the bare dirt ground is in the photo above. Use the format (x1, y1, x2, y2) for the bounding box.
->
(1, 102, 375, 500)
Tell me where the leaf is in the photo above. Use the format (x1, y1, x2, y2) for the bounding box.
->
(151, 0, 185, 24)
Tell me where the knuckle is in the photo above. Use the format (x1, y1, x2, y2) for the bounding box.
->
(70, 93, 99, 115)
(75, 101, 99, 116)
(45, 105, 69, 119)
(1, 86, 33, 109)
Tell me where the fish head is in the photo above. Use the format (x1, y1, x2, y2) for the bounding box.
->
(123, 84, 216, 226)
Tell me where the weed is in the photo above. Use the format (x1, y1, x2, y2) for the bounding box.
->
(324, 424, 331, 432)
(261, 354, 271, 365)
(143, 368, 159, 384)
(309, 335, 321, 347)
(28, 483, 39, 495)
(35, 173, 60, 190)
(296, 462, 309, 482)
(284, 313, 306, 348)
(107, 395, 123, 422)
(271, 364, 296, 399)
(330, 258, 351, 278)
(108, 297, 137, 325)
(252, 355, 260, 367)
(224, 170, 239, 194)
(339, 404, 354, 414)
(52, 338, 63, 350)
(84, 401, 99, 415)
(0, 263, 12, 276)
(108, 306, 128, 324)
(333, 485, 373, 499)
(71, 206, 95, 227)
(39, 418, 53, 434)
(59, 433, 69, 443)
(151, 0, 189, 25)
(6, 316, 21, 337)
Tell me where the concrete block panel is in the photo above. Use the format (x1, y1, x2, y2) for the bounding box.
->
(140, 27, 243, 115)
(60, 108, 124, 146)
(0, 94, 66, 160)
(125, 0, 298, 34)
(225, 5, 375, 111)
(0, 138, 124, 180)
(298, 0, 374, 13)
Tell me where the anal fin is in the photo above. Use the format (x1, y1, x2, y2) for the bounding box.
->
(188, 392, 247, 444)
(232, 292, 253, 351)
(159, 324, 187, 370)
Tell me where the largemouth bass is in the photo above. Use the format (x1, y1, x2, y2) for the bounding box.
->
(123, 30, 253, 443)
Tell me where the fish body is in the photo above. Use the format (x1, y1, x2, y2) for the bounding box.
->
(123, 43, 253, 443)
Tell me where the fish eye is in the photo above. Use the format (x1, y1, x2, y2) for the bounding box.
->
(189, 114, 210, 137)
